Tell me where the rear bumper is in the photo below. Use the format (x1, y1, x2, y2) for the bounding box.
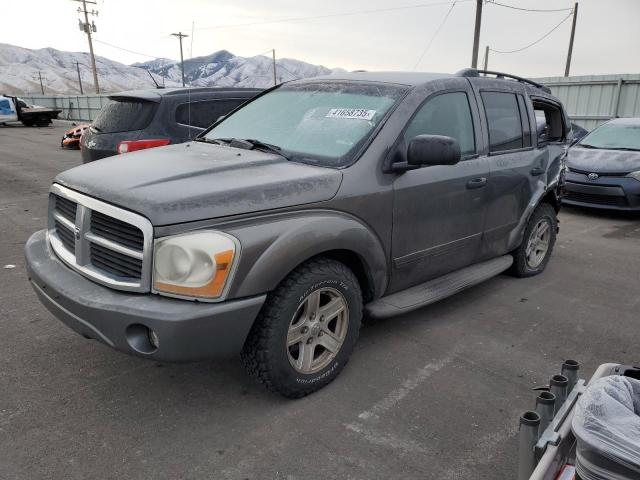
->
(563, 172, 640, 210)
(25, 230, 265, 362)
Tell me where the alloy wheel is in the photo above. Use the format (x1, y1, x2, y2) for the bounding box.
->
(525, 218, 551, 268)
(286, 287, 349, 374)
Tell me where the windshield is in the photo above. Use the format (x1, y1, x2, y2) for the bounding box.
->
(203, 81, 408, 167)
(578, 121, 640, 151)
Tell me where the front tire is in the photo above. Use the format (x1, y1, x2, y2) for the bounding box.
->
(510, 203, 557, 277)
(241, 258, 362, 398)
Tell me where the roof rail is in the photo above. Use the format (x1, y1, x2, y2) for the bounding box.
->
(456, 68, 551, 94)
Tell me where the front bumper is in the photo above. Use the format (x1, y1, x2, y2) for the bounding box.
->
(564, 171, 640, 211)
(25, 230, 266, 362)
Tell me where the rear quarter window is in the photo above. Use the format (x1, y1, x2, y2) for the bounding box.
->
(175, 99, 246, 129)
(92, 99, 157, 133)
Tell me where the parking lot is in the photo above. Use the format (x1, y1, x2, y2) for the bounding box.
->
(1, 122, 639, 480)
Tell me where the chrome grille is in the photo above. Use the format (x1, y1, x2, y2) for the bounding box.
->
(90, 243, 143, 278)
(55, 195, 77, 222)
(54, 219, 76, 253)
(90, 211, 144, 250)
(48, 184, 153, 292)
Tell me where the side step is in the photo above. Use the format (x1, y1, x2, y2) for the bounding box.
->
(365, 255, 513, 319)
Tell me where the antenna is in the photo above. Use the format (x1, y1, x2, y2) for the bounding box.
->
(145, 69, 162, 89)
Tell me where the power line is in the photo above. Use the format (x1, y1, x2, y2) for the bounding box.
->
(94, 39, 161, 59)
(490, 10, 574, 54)
(413, 1, 458, 70)
(195, 0, 474, 30)
(486, 0, 573, 13)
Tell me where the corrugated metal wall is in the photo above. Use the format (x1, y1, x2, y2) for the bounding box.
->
(22, 74, 640, 129)
(536, 74, 640, 131)
(20, 95, 110, 121)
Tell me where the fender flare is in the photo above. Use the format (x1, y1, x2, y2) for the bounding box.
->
(227, 210, 388, 300)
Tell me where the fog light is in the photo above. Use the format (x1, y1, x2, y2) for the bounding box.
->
(148, 328, 160, 349)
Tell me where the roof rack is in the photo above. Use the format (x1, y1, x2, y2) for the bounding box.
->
(455, 68, 551, 94)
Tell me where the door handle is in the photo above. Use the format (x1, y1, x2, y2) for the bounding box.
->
(531, 167, 545, 176)
(466, 177, 487, 189)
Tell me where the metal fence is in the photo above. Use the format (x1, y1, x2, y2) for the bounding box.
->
(536, 74, 640, 131)
(20, 94, 110, 122)
(23, 73, 640, 129)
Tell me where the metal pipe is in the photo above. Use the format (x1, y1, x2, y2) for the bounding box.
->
(518, 411, 541, 480)
(550, 374, 569, 407)
(561, 360, 580, 392)
(535, 391, 556, 433)
(528, 363, 618, 480)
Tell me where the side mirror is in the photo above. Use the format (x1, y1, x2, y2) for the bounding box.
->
(407, 134, 461, 167)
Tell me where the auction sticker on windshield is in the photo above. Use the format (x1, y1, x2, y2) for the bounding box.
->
(326, 108, 376, 121)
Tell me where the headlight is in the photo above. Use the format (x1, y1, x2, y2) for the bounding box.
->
(153, 231, 239, 300)
(628, 171, 640, 182)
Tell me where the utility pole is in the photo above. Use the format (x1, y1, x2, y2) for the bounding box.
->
(171, 32, 189, 87)
(483, 45, 489, 71)
(564, 3, 578, 77)
(33, 71, 46, 95)
(471, 0, 483, 68)
(75, 62, 84, 94)
(73, 0, 100, 94)
(272, 49, 277, 86)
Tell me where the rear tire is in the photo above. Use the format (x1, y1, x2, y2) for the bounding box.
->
(35, 115, 51, 127)
(241, 258, 362, 398)
(509, 203, 557, 277)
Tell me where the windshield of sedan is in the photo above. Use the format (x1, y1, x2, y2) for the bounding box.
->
(579, 121, 640, 151)
(203, 81, 408, 167)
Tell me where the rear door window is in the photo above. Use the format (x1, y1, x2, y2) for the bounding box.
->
(92, 99, 157, 133)
(175, 99, 246, 129)
(481, 92, 524, 152)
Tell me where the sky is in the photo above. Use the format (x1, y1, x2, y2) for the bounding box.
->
(3, 0, 639, 77)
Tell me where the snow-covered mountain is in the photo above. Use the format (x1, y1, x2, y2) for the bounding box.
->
(0, 43, 176, 95)
(133, 50, 342, 88)
(0, 43, 344, 95)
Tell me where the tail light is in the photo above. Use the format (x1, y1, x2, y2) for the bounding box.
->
(117, 139, 170, 154)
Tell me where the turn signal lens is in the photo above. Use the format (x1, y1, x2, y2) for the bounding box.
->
(153, 231, 238, 300)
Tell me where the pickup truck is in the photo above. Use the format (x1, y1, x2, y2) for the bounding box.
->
(0, 95, 61, 127)
(25, 69, 570, 397)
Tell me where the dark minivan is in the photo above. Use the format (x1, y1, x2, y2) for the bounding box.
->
(80, 87, 261, 163)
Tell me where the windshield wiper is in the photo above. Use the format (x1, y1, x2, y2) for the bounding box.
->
(206, 138, 290, 160)
(606, 147, 640, 152)
(244, 139, 289, 159)
(578, 143, 599, 149)
(195, 137, 226, 145)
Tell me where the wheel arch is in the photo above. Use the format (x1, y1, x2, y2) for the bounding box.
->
(508, 183, 561, 250)
(228, 211, 388, 301)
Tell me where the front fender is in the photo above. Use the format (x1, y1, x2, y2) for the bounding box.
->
(224, 210, 388, 300)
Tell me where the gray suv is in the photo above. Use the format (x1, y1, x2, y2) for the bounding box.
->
(25, 69, 569, 397)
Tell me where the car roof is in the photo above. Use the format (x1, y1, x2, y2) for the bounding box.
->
(295, 71, 455, 87)
(109, 87, 263, 103)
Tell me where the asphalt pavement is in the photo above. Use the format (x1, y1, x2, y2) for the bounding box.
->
(1, 122, 639, 480)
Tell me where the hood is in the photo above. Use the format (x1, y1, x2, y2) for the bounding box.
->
(567, 146, 640, 174)
(56, 142, 343, 226)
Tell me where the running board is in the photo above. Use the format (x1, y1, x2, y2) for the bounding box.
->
(365, 255, 513, 319)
